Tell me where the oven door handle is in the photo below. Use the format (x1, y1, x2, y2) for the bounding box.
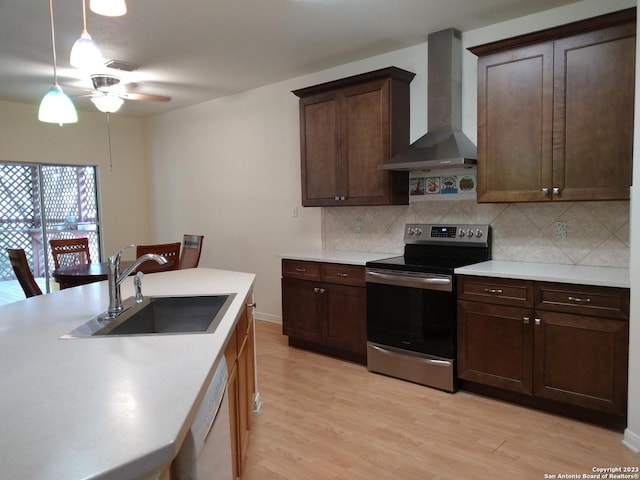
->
(365, 270, 452, 292)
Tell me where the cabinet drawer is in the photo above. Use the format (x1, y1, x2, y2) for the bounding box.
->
(321, 263, 365, 287)
(282, 259, 321, 280)
(535, 282, 629, 320)
(457, 276, 534, 307)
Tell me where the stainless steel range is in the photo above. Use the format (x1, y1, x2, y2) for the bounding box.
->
(365, 223, 491, 392)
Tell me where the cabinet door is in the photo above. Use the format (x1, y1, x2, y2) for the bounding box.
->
(477, 43, 554, 202)
(552, 23, 635, 201)
(299, 91, 341, 205)
(457, 300, 533, 394)
(281, 277, 322, 341)
(237, 327, 250, 474)
(226, 362, 239, 480)
(322, 283, 366, 356)
(341, 79, 394, 205)
(533, 312, 628, 415)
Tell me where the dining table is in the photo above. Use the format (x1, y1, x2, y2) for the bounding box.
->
(52, 261, 134, 290)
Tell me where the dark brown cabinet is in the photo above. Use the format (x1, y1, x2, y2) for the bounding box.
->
(282, 259, 367, 363)
(471, 9, 635, 203)
(457, 275, 629, 429)
(293, 67, 414, 207)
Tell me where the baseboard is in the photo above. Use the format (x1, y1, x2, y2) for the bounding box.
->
(623, 427, 640, 453)
(254, 311, 281, 324)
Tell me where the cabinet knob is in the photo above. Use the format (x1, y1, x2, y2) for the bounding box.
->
(552, 187, 560, 195)
(523, 316, 530, 324)
(340, 196, 346, 201)
(247, 302, 257, 308)
(534, 318, 541, 326)
(542, 188, 550, 195)
(335, 196, 340, 201)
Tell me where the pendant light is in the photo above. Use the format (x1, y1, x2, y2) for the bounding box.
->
(39, 0, 78, 125)
(90, 0, 127, 17)
(70, 0, 104, 69)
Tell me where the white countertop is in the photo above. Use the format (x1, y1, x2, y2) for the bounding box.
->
(0, 267, 255, 480)
(279, 250, 399, 266)
(455, 260, 629, 289)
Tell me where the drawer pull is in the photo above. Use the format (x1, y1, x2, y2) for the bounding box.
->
(534, 318, 541, 326)
(295, 268, 306, 273)
(484, 288, 503, 295)
(568, 296, 591, 304)
(523, 316, 530, 324)
(337, 272, 350, 277)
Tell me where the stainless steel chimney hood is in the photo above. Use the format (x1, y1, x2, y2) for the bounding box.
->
(380, 28, 477, 171)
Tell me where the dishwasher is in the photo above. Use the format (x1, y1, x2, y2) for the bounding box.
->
(174, 357, 233, 480)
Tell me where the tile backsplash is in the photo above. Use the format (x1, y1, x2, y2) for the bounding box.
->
(322, 199, 629, 268)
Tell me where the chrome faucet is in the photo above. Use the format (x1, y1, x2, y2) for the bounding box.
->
(106, 245, 167, 317)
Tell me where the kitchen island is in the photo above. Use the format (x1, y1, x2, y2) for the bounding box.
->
(0, 267, 255, 480)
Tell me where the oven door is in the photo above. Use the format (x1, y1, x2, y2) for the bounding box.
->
(365, 268, 456, 360)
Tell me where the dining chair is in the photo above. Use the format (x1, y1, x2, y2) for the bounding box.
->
(135, 242, 181, 273)
(50, 238, 92, 269)
(7, 249, 43, 298)
(179, 234, 204, 269)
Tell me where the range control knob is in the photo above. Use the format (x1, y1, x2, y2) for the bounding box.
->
(466, 229, 474, 237)
(414, 228, 422, 236)
(407, 227, 422, 236)
(458, 229, 465, 237)
(475, 229, 483, 238)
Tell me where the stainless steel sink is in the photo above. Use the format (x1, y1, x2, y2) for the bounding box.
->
(62, 294, 235, 338)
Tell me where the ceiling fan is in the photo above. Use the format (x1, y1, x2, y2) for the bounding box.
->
(85, 73, 171, 112)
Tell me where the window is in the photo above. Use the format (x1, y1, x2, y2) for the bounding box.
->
(0, 162, 101, 305)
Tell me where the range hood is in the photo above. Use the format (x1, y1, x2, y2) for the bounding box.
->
(380, 28, 477, 171)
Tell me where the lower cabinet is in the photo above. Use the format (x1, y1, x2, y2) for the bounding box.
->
(224, 295, 256, 478)
(457, 276, 629, 429)
(282, 259, 367, 363)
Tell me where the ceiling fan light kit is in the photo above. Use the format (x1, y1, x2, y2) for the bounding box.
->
(91, 94, 124, 113)
(39, 0, 77, 125)
(90, 0, 127, 17)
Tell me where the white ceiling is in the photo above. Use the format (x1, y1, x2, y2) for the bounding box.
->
(0, 0, 579, 117)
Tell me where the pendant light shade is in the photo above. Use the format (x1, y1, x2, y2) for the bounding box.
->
(70, 1, 103, 69)
(90, 0, 127, 17)
(39, 0, 78, 125)
(91, 94, 124, 113)
(39, 85, 79, 124)
(70, 31, 103, 69)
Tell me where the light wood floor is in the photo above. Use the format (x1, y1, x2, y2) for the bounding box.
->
(243, 320, 638, 480)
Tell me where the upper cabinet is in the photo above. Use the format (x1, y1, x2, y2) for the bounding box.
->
(293, 67, 415, 207)
(470, 8, 636, 203)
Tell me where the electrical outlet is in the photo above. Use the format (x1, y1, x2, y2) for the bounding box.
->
(554, 221, 567, 239)
(353, 220, 363, 234)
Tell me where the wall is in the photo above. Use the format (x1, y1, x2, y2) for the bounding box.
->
(146, 43, 428, 323)
(0, 100, 152, 257)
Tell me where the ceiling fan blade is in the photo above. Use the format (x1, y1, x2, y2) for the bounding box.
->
(121, 92, 171, 102)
